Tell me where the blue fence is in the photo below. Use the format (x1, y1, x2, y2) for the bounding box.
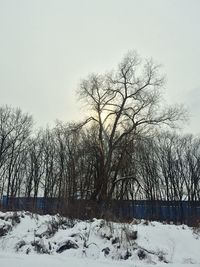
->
(1, 196, 59, 212)
(1, 196, 200, 225)
(110, 200, 200, 224)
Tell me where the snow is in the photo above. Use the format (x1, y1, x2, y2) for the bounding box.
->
(0, 211, 200, 266)
(0, 253, 199, 267)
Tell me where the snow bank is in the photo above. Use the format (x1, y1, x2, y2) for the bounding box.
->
(0, 211, 200, 265)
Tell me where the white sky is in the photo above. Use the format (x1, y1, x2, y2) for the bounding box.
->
(0, 0, 200, 134)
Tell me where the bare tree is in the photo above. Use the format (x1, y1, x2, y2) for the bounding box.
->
(78, 51, 185, 201)
(0, 106, 33, 200)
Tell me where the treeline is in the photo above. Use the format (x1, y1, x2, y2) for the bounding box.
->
(0, 105, 199, 201)
(1, 51, 199, 202)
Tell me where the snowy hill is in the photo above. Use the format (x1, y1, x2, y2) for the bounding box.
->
(0, 211, 200, 266)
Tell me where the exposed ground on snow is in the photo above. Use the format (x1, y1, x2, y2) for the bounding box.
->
(0, 211, 200, 266)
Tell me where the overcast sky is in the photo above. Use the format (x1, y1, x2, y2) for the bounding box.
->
(0, 0, 200, 134)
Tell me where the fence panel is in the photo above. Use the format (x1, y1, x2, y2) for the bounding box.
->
(1, 197, 200, 225)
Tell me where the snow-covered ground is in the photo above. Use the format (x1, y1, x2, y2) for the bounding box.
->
(0, 211, 200, 266)
(1, 253, 200, 267)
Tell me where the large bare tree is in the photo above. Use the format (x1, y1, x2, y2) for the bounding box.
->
(78, 51, 185, 201)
